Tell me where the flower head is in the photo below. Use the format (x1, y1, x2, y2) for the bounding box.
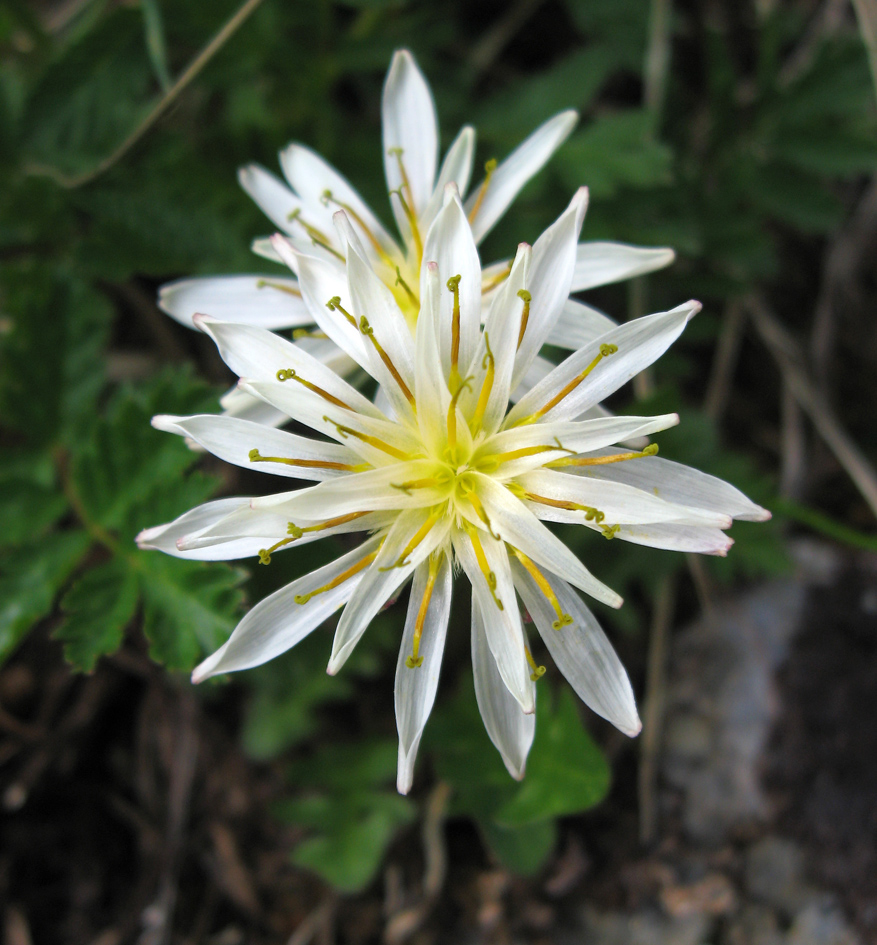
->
(138, 188, 769, 793)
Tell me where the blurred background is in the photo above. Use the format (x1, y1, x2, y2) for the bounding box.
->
(1, 0, 876, 942)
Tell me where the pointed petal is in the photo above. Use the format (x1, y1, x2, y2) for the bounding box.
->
(238, 164, 302, 234)
(472, 474, 623, 608)
(510, 562, 640, 736)
(421, 125, 475, 233)
(192, 535, 383, 682)
(150, 413, 364, 481)
(609, 523, 734, 554)
(383, 49, 439, 236)
(136, 497, 253, 558)
(471, 594, 535, 779)
(512, 188, 589, 390)
(453, 528, 535, 714)
(414, 262, 453, 454)
(328, 510, 450, 674)
(546, 299, 617, 352)
(464, 110, 578, 244)
(506, 301, 701, 426)
(571, 242, 675, 292)
(395, 554, 452, 793)
(215, 386, 289, 429)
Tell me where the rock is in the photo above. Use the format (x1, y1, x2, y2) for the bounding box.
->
(745, 837, 815, 917)
(723, 904, 784, 945)
(573, 907, 711, 945)
(786, 899, 862, 945)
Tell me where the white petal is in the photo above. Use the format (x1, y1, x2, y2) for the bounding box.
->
(238, 164, 303, 234)
(510, 561, 640, 736)
(136, 498, 252, 556)
(546, 299, 617, 352)
(218, 386, 290, 428)
(464, 110, 578, 244)
(150, 413, 364, 481)
(472, 474, 623, 609)
(572, 448, 771, 521)
(506, 301, 701, 426)
(420, 189, 482, 383)
(421, 125, 475, 233)
(395, 554, 453, 793)
(279, 143, 398, 257)
(453, 528, 535, 714)
(328, 510, 451, 674)
(470, 594, 535, 779)
(383, 50, 439, 237)
(609, 523, 734, 554)
(158, 275, 309, 330)
(516, 468, 733, 527)
(571, 242, 675, 292)
(192, 535, 383, 682)
(414, 262, 452, 454)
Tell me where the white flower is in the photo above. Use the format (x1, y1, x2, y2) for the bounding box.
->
(138, 190, 768, 793)
(158, 49, 675, 423)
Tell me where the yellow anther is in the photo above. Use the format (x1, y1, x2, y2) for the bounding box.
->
(519, 342, 620, 425)
(395, 267, 419, 308)
(287, 208, 345, 261)
(406, 553, 442, 668)
(547, 442, 659, 470)
(258, 548, 273, 565)
(467, 158, 498, 225)
(248, 448, 369, 473)
(256, 279, 302, 298)
(446, 374, 473, 454)
(447, 274, 463, 391)
(294, 548, 380, 605)
(359, 315, 415, 408)
(516, 289, 532, 350)
(525, 646, 547, 681)
(322, 416, 413, 461)
(471, 332, 495, 432)
(320, 189, 395, 267)
(601, 524, 621, 539)
(326, 296, 358, 329)
(379, 511, 441, 572)
(274, 367, 355, 411)
(465, 522, 503, 611)
(509, 547, 573, 632)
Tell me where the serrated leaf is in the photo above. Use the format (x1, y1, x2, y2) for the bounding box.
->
(138, 554, 245, 672)
(0, 530, 90, 663)
(496, 689, 610, 827)
(56, 558, 139, 672)
(0, 479, 67, 548)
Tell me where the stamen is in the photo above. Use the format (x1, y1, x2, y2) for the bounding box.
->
(447, 274, 462, 392)
(379, 510, 442, 571)
(446, 375, 473, 454)
(248, 448, 370, 473)
(509, 547, 573, 631)
(390, 475, 448, 495)
(519, 343, 619, 425)
(275, 367, 355, 411)
(287, 209, 345, 261)
(547, 442, 659, 469)
(256, 279, 302, 298)
(406, 553, 442, 668)
(601, 524, 620, 539)
(475, 439, 574, 473)
(320, 189, 395, 267)
(516, 289, 531, 350)
(292, 328, 328, 340)
(467, 158, 498, 225)
(395, 267, 419, 308)
(525, 646, 547, 682)
(326, 296, 358, 330)
(481, 261, 512, 295)
(294, 548, 380, 605)
(523, 491, 606, 524)
(322, 416, 413, 461)
(460, 482, 500, 542)
(256, 511, 373, 565)
(470, 332, 495, 432)
(465, 522, 503, 611)
(359, 315, 415, 407)
(388, 148, 423, 261)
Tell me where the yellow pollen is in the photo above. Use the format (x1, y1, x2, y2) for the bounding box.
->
(248, 448, 370, 473)
(256, 279, 302, 298)
(287, 209, 345, 261)
(523, 491, 606, 524)
(467, 158, 498, 225)
(294, 548, 380, 605)
(359, 315, 415, 408)
(447, 274, 463, 391)
(601, 523, 621, 539)
(519, 343, 619, 425)
(325, 296, 358, 330)
(525, 646, 547, 682)
(470, 332, 495, 432)
(406, 552, 442, 668)
(547, 442, 659, 469)
(395, 267, 419, 308)
(275, 368, 355, 411)
(320, 189, 395, 267)
(510, 547, 573, 631)
(516, 289, 532, 350)
(465, 522, 503, 611)
(322, 416, 412, 461)
(379, 510, 442, 572)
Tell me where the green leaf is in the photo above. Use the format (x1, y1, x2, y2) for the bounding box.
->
(0, 530, 90, 664)
(0, 478, 67, 548)
(56, 557, 139, 672)
(138, 554, 245, 672)
(477, 817, 557, 876)
(496, 689, 610, 827)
